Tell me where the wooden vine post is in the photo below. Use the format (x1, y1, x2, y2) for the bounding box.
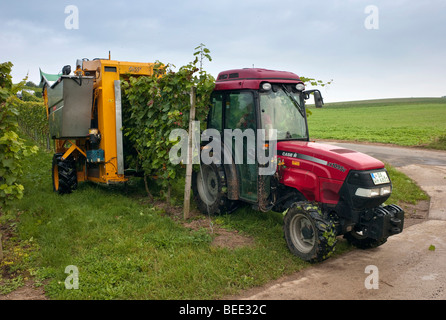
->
(0, 232, 3, 261)
(183, 86, 197, 219)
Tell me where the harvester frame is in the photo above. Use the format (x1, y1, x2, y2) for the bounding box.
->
(42, 57, 155, 193)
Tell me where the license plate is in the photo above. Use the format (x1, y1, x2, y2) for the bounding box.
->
(371, 171, 390, 185)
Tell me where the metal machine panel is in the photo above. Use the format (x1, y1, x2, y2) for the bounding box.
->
(47, 76, 94, 138)
(114, 80, 124, 175)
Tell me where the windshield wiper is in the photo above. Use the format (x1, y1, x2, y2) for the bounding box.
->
(281, 84, 306, 118)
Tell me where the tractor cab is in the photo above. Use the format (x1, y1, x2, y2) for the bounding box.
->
(199, 68, 322, 211)
(193, 68, 404, 263)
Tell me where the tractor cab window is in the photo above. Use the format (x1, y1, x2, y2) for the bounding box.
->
(209, 92, 223, 131)
(225, 91, 256, 131)
(260, 86, 308, 140)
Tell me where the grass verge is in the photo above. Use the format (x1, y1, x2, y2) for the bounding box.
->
(385, 164, 429, 205)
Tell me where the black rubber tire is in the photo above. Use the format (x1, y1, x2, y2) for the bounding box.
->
(52, 153, 77, 194)
(192, 163, 235, 215)
(283, 202, 337, 263)
(343, 231, 388, 249)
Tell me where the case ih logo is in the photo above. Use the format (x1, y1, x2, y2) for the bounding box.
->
(281, 152, 298, 158)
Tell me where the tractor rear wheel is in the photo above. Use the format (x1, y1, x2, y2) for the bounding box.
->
(52, 153, 77, 194)
(283, 202, 337, 263)
(192, 163, 235, 215)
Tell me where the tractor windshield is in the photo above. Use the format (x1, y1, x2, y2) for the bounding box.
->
(259, 86, 308, 140)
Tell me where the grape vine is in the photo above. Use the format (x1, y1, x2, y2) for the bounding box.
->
(122, 45, 215, 203)
(0, 62, 38, 208)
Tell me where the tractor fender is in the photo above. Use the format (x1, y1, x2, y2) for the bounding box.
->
(281, 167, 319, 202)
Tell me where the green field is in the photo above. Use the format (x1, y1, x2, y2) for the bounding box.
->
(307, 97, 446, 149)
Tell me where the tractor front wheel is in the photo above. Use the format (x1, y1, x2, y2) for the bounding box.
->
(283, 202, 337, 263)
(52, 153, 77, 194)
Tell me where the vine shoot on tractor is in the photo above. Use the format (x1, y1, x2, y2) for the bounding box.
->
(42, 58, 404, 263)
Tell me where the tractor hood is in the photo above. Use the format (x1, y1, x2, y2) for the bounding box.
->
(276, 141, 384, 177)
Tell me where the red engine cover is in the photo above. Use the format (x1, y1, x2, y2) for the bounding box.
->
(276, 141, 385, 204)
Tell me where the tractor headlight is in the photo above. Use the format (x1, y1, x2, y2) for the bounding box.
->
(355, 188, 380, 198)
(261, 82, 272, 91)
(355, 186, 391, 198)
(295, 83, 305, 91)
(380, 186, 391, 196)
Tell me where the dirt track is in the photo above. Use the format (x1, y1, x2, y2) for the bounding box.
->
(236, 142, 446, 300)
(236, 220, 446, 300)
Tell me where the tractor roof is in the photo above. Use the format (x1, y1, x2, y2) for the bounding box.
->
(214, 68, 303, 91)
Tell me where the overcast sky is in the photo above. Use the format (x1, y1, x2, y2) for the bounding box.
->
(1, 0, 445, 102)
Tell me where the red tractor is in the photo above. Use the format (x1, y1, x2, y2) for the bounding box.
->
(192, 68, 404, 262)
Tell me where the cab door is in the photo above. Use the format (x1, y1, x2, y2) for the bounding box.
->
(223, 91, 258, 202)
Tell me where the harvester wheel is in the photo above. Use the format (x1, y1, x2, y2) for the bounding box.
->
(52, 153, 77, 194)
(283, 202, 337, 263)
(192, 163, 235, 215)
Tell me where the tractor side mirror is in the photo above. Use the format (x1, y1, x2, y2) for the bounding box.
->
(314, 90, 324, 108)
(303, 89, 324, 108)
